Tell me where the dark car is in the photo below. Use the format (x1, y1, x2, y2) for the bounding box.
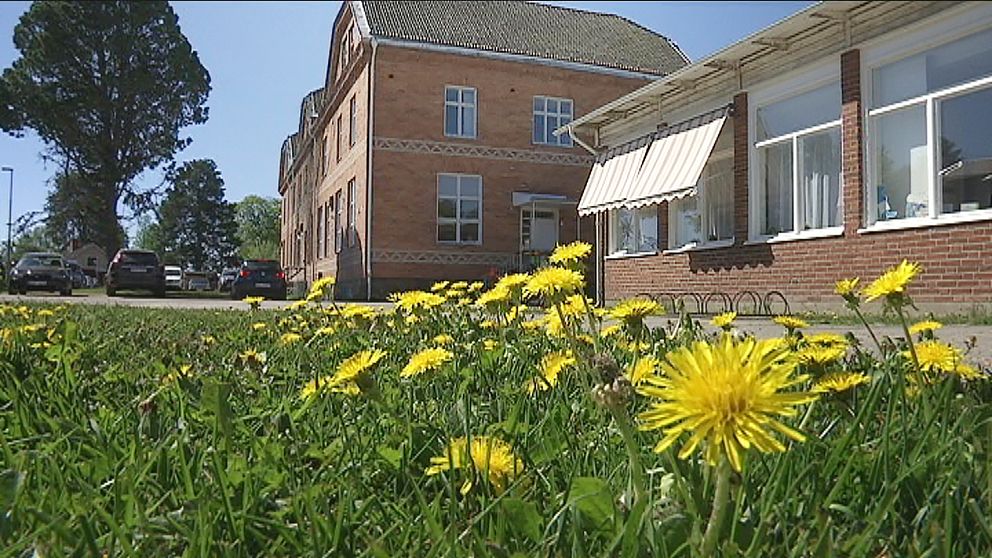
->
(218, 267, 238, 292)
(105, 249, 166, 297)
(8, 253, 73, 296)
(230, 260, 287, 300)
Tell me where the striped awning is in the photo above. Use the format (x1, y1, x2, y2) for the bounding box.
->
(625, 107, 729, 209)
(577, 136, 651, 216)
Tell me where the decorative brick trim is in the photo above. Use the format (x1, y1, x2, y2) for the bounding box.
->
(372, 137, 594, 166)
(732, 92, 749, 243)
(372, 249, 517, 267)
(841, 50, 865, 235)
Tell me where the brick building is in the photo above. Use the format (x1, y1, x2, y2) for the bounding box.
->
(570, 1, 992, 312)
(278, 0, 687, 299)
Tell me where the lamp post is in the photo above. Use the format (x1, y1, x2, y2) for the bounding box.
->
(0, 167, 11, 277)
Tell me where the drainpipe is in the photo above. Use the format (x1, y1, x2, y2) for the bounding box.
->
(365, 38, 377, 300)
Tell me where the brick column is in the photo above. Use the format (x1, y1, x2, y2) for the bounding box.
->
(841, 49, 865, 235)
(657, 201, 669, 250)
(732, 92, 749, 243)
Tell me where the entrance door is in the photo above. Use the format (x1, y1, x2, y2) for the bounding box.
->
(521, 208, 559, 252)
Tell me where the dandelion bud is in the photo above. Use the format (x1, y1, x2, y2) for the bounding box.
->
(589, 352, 621, 384)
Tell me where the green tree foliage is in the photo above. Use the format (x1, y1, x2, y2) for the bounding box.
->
(0, 1, 211, 257)
(12, 225, 57, 262)
(45, 170, 124, 254)
(157, 160, 237, 271)
(235, 195, 281, 260)
(133, 213, 166, 261)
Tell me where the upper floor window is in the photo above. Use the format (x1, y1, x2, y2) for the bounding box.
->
(349, 96, 357, 147)
(334, 190, 343, 252)
(437, 173, 482, 244)
(348, 178, 357, 246)
(609, 206, 657, 255)
(444, 86, 477, 138)
(752, 80, 842, 239)
(533, 96, 573, 146)
(867, 26, 992, 226)
(338, 29, 352, 76)
(336, 115, 343, 162)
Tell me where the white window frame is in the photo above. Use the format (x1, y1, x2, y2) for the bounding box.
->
(347, 178, 357, 247)
(533, 95, 574, 147)
(444, 86, 477, 139)
(861, 9, 992, 233)
(606, 206, 658, 258)
(334, 190, 343, 253)
(437, 173, 483, 245)
(748, 60, 844, 243)
(349, 96, 357, 147)
(667, 149, 735, 251)
(317, 205, 324, 259)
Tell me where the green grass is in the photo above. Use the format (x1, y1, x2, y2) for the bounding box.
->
(0, 297, 990, 556)
(796, 305, 992, 326)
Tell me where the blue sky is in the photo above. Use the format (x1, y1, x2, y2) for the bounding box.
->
(0, 0, 810, 239)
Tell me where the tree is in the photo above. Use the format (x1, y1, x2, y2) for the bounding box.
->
(157, 160, 238, 271)
(235, 195, 281, 260)
(45, 170, 124, 252)
(12, 225, 57, 262)
(133, 213, 166, 260)
(0, 1, 211, 257)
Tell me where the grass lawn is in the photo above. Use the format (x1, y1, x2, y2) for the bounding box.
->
(1, 266, 990, 556)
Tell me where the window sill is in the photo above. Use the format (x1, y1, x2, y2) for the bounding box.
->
(662, 239, 735, 255)
(604, 250, 658, 261)
(532, 141, 574, 149)
(745, 227, 844, 245)
(437, 241, 483, 247)
(859, 209, 992, 234)
(445, 134, 478, 141)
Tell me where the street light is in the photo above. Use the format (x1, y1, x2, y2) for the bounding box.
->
(0, 167, 11, 277)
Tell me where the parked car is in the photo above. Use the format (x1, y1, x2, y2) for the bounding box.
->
(218, 267, 238, 292)
(184, 271, 211, 291)
(105, 249, 166, 297)
(230, 259, 287, 300)
(64, 260, 89, 289)
(164, 266, 183, 290)
(8, 253, 72, 296)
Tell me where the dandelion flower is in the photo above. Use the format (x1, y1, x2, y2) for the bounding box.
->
(163, 364, 194, 385)
(391, 290, 446, 312)
(637, 336, 817, 472)
(863, 260, 921, 302)
(279, 332, 303, 345)
(796, 344, 847, 366)
(627, 355, 660, 386)
(524, 267, 583, 300)
(526, 351, 575, 393)
(560, 294, 592, 317)
(548, 241, 592, 264)
(430, 281, 450, 292)
(476, 286, 511, 310)
(773, 315, 809, 331)
(711, 312, 737, 329)
(239, 348, 267, 366)
(908, 340, 961, 374)
(288, 299, 309, 311)
(433, 334, 454, 346)
(482, 339, 497, 351)
(909, 320, 943, 335)
(340, 305, 378, 321)
(401, 347, 453, 378)
(495, 273, 530, 292)
(308, 276, 336, 299)
(243, 296, 265, 310)
(425, 436, 523, 494)
(813, 372, 870, 393)
(36, 309, 55, 319)
(300, 374, 360, 399)
(201, 335, 216, 345)
(834, 278, 860, 297)
(804, 333, 848, 347)
(600, 323, 622, 338)
(332, 349, 387, 385)
(468, 281, 484, 293)
(450, 281, 468, 291)
(610, 299, 663, 323)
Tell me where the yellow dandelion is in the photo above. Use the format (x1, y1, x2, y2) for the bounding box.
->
(201, 335, 216, 345)
(524, 267, 583, 300)
(543, 310, 567, 337)
(505, 304, 528, 322)
(239, 348, 267, 366)
(279, 332, 303, 345)
(908, 340, 961, 374)
(36, 309, 55, 319)
(834, 277, 860, 297)
(495, 273, 530, 293)
(863, 260, 921, 302)
(19, 324, 44, 334)
(479, 319, 498, 329)
(600, 323, 622, 338)
(627, 355, 660, 386)
(952, 362, 984, 381)
(430, 281, 450, 292)
(340, 305, 378, 321)
(476, 286, 511, 310)
(909, 320, 943, 335)
(804, 333, 849, 347)
(391, 290, 446, 312)
(619, 339, 652, 353)
(711, 312, 737, 329)
(251, 321, 267, 331)
(332, 349, 387, 385)
(425, 436, 523, 494)
(401, 347, 453, 378)
(299, 374, 336, 400)
(548, 241, 592, 265)
(773, 315, 809, 331)
(288, 299, 308, 311)
(308, 276, 336, 299)
(813, 372, 870, 393)
(432, 334, 454, 346)
(560, 294, 592, 317)
(637, 336, 817, 472)
(609, 299, 663, 323)
(521, 318, 543, 331)
(468, 281, 484, 292)
(163, 364, 194, 385)
(482, 339, 498, 351)
(458, 297, 472, 306)
(796, 344, 847, 366)
(243, 296, 265, 309)
(450, 281, 468, 290)
(526, 351, 575, 393)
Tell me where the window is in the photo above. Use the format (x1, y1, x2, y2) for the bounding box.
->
(323, 135, 330, 175)
(437, 174, 482, 244)
(324, 201, 331, 258)
(348, 178, 357, 246)
(609, 206, 657, 255)
(336, 115, 343, 162)
(533, 96, 573, 146)
(752, 81, 843, 238)
(334, 190, 343, 252)
(349, 96, 357, 147)
(669, 155, 734, 249)
(444, 86, 477, 138)
(868, 27, 992, 225)
(317, 205, 324, 258)
(339, 31, 351, 76)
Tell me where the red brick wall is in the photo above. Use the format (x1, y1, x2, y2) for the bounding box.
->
(604, 49, 992, 309)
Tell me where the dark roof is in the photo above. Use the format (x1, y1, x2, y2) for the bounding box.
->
(360, 0, 688, 76)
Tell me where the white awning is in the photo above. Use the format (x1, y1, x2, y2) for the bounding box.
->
(625, 107, 729, 209)
(577, 137, 651, 216)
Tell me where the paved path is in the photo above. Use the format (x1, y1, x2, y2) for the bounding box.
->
(3, 293, 989, 370)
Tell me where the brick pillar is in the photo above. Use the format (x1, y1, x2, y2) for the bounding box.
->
(657, 201, 669, 250)
(841, 49, 864, 235)
(732, 92, 749, 243)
